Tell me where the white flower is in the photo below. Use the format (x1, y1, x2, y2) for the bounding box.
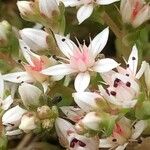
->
(41, 28, 119, 92)
(99, 71, 140, 108)
(20, 28, 49, 51)
(2, 40, 62, 92)
(61, 0, 120, 24)
(99, 118, 147, 150)
(117, 45, 147, 80)
(39, 0, 59, 19)
(19, 114, 37, 133)
(120, 0, 150, 27)
(0, 73, 13, 111)
(55, 117, 99, 150)
(144, 62, 150, 91)
(18, 82, 42, 108)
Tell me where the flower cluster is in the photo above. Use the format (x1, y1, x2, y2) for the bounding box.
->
(0, 0, 149, 149)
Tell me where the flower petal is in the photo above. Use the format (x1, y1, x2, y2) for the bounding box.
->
(89, 27, 109, 58)
(77, 4, 93, 24)
(127, 45, 138, 76)
(2, 95, 13, 110)
(116, 143, 128, 150)
(19, 83, 42, 108)
(60, 106, 85, 122)
(74, 72, 90, 92)
(6, 129, 22, 136)
(93, 58, 119, 73)
(41, 64, 76, 76)
(39, 0, 59, 18)
(97, 0, 120, 5)
(55, 118, 75, 147)
(72, 92, 101, 112)
(2, 72, 34, 83)
(19, 39, 40, 66)
(131, 120, 147, 139)
(99, 138, 114, 148)
(55, 34, 78, 58)
(61, 0, 82, 7)
(20, 28, 49, 51)
(136, 61, 147, 79)
(2, 105, 27, 126)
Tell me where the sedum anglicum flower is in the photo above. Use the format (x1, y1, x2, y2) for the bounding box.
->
(99, 117, 147, 150)
(42, 28, 119, 92)
(120, 0, 150, 27)
(60, 0, 120, 24)
(55, 117, 99, 150)
(19, 28, 49, 51)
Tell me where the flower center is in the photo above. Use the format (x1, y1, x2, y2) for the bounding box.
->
(131, 1, 142, 21)
(70, 138, 86, 148)
(30, 58, 44, 71)
(70, 45, 94, 72)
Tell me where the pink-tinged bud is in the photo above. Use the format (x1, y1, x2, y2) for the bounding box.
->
(17, 1, 35, 17)
(20, 28, 49, 51)
(120, 0, 150, 27)
(39, 0, 59, 19)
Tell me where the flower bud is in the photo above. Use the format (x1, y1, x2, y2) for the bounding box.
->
(19, 113, 37, 133)
(19, 83, 42, 109)
(81, 112, 102, 131)
(39, 0, 60, 19)
(120, 0, 150, 28)
(0, 21, 11, 47)
(42, 119, 55, 130)
(19, 28, 49, 51)
(17, 1, 35, 18)
(37, 105, 51, 119)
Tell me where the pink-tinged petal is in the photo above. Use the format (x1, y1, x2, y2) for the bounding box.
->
(19, 40, 40, 66)
(131, 120, 147, 140)
(77, 4, 93, 24)
(111, 73, 139, 93)
(72, 92, 101, 112)
(60, 0, 82, 7)
(41, 64, 76, 76)
(2, 72, 34, 83)
(99, 138, 114, 148)
(116, 143, 128, 150)
(136, 61, 147, 79)
(2, 95, 13, 110)
(97, 0, 120, 5)
(55, 34, 78, 58)
(60, 106, 85, 122)
(0, 73, 4, 99)
(100, 70, 116, 85)
(127, 45, 138, 76)
(132, 5, 150, 27)
(55, 118, 75, 147)
(20, 28, 49, 51)
(74, 72, 90, 92)
(89, 27, 109, 58)
(6, 129, 22, 136)
(39, 0, 59, 18)
(93, 58, 119, 73)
